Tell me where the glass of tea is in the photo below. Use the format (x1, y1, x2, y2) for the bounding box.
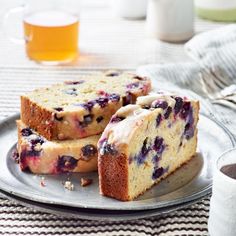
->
(208, 148, 236, 236)
(3, 0, 80, 65)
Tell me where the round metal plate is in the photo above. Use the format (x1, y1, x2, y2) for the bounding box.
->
(0, 113, 234, 211)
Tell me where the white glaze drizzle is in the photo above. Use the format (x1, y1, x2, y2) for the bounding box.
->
(99, 94, 185, 150)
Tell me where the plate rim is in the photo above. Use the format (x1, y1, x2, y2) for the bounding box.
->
(0, 188, 211, 221)
(0, 112, 235, 211)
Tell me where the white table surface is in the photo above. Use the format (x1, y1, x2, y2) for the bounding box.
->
(0, 0, 228, 69)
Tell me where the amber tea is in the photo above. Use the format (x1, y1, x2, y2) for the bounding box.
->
(23, 10, 79, 63)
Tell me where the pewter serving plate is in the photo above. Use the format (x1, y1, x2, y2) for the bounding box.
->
(0, 113, 235, 211)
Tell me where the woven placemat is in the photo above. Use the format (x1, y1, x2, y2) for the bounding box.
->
(0, 196, 209, 236)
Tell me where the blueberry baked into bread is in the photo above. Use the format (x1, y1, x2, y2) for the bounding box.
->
(98, 94, 199, 201)
(21, 72, 151, 141)
(17, 120, 99, 174)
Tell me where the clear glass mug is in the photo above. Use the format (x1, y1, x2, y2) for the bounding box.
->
(3, 0, 80, 65)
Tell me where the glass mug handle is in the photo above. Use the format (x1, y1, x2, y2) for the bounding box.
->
(3, 5, 25, 44)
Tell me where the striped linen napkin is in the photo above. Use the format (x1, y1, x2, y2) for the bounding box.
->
(137, 25, 236, 109)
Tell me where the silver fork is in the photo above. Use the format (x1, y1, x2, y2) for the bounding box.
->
(199, 67, 236, 109)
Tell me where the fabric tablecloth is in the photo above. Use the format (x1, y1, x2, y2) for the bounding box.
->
(0, 1, 235, 235)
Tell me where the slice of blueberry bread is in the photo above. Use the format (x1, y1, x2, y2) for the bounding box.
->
(17, 120, 99, 174)
(98, 93, 199, 201)
(21, 72, 151, 140)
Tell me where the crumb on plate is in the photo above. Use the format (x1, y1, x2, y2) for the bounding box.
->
(81, 178, 93, 187)
(40, 176, 46, 187)
(64, 181, 74, 191)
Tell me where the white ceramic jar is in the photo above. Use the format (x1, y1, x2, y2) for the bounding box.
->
(146, 0, 194, 42)
(208, 148, 236, 236)
(110, 0, 148, 19)
(195, 0, 236, 21)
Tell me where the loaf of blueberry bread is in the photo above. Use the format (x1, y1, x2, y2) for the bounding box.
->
(17, 120, 99, 174)
(98, 93, 199, 201)
(21, 72, 151, 140)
